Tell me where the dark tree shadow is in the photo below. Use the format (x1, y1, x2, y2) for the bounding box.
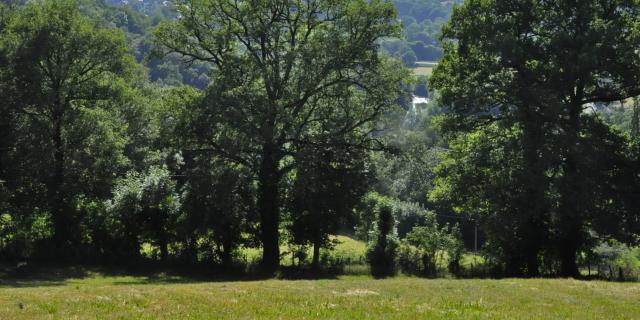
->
(0, 263, 89, 288)
(0, 262, 346, 288)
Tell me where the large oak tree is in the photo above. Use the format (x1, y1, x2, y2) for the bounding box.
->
(431, 0, 640, 276)
(156, 0, 407, 270)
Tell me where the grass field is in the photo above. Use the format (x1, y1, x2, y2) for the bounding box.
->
(412, 61, 438, 76)
(0, 237, 637, 319)
(412, 66, 434, 76)
(0, 271, 639, 319)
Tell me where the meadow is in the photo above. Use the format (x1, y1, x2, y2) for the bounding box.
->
(0, 271, 638, 319)
(1, 235, 636, 319)
(412, 61, 438, 76)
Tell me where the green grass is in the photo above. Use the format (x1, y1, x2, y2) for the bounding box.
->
(0, 272, 639, 319)
(239, 235, 368, 266)
(412, 61, 438, 76)
(412, 66, 433, 76)
(330, 235, 367, 262)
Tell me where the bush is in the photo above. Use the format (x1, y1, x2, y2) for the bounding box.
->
(106, 166, 181, 261)
(399, 223, 463, 277)
(367, 239, 398, 278)
(590, 241, 640, 281)
(355, 195, 432, 242)
(366, 205, 398, 278)
(394, 201, 431, 239)
(0, 209, 52, 261)
(398, 243, 422, 275)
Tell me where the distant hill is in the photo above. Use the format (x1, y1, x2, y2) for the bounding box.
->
(96, 0, 459, 86)
(384, 0, 461, 65)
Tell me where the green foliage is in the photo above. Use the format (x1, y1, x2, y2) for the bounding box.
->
(380, 0, 460, 64)
(373, 95, 445, 209)
(430, 0, 640, 277)
(588, 241, 640, 281)
(156, 0, 408, 271)
(0, 0, 136, 253)
(106, 166, 181, 260)
(0, 209, 52, 260)
(180, 158, 255, 265)
(287, 144, 372, 268)
(366, 205, 399, 278)
(2, 0, 640, 285)
(399, 221, 462, 277)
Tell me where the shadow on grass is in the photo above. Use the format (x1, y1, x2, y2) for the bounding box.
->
(0, 263, 89, 288)
(0, 262, 352, 288)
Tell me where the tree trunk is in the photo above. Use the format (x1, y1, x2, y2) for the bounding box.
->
(49, 113, 73, 252)
(630, 97, 639, 138)
(560, 243, 579, 277)
(558, 101, 583, 278)
(186, 236, 197, 263)
(520, 107, 545, 277)
(258, 142, 281, 272)
(312, 239, 321, 271)
(159, 236, 168, 261)
(221, 239, 233, 267)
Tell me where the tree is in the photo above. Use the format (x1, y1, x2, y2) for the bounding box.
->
(1, 0, 134, 253)
(180, 157, 255, 266)
(287, 140, 372, 270)
(431, 0, 640, 276)
(156, 0, 407, 271)
(430, 123, 551, 276)
(0, 2, 17, 216)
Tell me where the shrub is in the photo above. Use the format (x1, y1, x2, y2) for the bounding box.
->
(399, 222, 463, 277)
(106, 166, 181, 261)
(394, 201, 431, 239)
(366, 205, 398, 278)
(590, 241, 640, 281)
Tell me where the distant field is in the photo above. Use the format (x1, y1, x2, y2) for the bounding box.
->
(412, 66, 434, 76)
(412, 61, 438, 76)
(0, 274, 638, 319)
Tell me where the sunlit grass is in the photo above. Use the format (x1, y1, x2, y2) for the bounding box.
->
(0, 273, 638, 319)
(412, 61, 437, 76)
(412, 66, 433, 76)
(239, 235, 368, 266)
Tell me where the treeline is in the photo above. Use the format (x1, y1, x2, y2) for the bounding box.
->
(1, 0, 640, 280)
(0, 0, 430, 273)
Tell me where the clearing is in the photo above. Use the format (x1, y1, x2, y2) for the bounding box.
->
(412, 61, 438, 76)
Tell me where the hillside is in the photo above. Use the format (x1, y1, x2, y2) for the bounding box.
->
(100, 0, 458, 73)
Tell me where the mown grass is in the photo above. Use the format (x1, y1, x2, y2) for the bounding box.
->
(0, 272, 638, 319)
